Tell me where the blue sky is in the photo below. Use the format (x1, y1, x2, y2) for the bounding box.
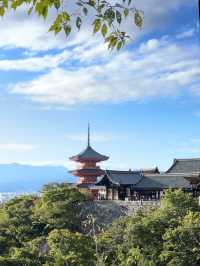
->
(0, 0, 199, 172)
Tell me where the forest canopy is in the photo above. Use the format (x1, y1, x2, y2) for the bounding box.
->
(0, 184, 200, 265)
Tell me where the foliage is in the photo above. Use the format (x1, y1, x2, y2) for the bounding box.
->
(161, 211, 200, 266)
(0, 187, 200, 265)
(9, 237, 50, 265)
(34, 183, 88, 233)
(98, 189, 199, 266)
(47, 229, 95, 266)
(0, 0, 143, 50)
(3, 195, 39, 242)
(0, 183, 92, 265)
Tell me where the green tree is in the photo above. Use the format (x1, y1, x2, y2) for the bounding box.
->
(0, 187, 199, 265)
(0, 194, 40, 258)
(98, 189, 199, 266)
(34, 183, 89, 233)
(0, 0, 143, 50)
(0, 183, 90, 264)
(9, 236, 49, 265)
(47, 229, 95, 266)
(161, 211, 200, 266)
(0, 256, 32, 266)
(3, 195, 39, 242)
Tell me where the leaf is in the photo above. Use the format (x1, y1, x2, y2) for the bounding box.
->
(35, 1, 48, 17)
(42, 6, 48, 19)
(64, 24, 71, 37)
(11, 0, 24, 10)
(3, 0, 8, 8)
(82, 7, 88, 16)
(116, 10, 122, 24)
(101, 23, 108, 37)
(76, 16, 82, 30)
(134, 11, 143, 28)
(93, 19, 101, 34)
(49, 14, 62, 34)
(124, 8, 129, 18)
(98, 3, 105, 12)
(105, 8, 115, 22)
(62, 11, 70, 22)
(117, 41, 123, 50)
(88, 0, 96, 7)
(0, 7, 5, 16)
(110, 37, 117, 48)
(28, 6, 33, 15)
(108, 36, 117, 50)
(49, 23, 62, 34)
(54, 0, 61, 10)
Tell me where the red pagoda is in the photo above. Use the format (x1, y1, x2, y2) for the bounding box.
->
(69, 125, 109, 190)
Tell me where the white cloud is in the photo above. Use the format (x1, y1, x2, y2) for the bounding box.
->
(16, 160, 66, 166)
(176, 28, 196, 39)
(0, 144, 37, 152)
(0, 9, 66, 51)
(0, 50, 71, 71)
(139, 39, 161, 53)
(9, 36, 200, 106)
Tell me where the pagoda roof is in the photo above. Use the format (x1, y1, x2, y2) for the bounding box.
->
(70, 145, 109, 162)
(166, 158, 200, 174)
(69, 167, 105, 176)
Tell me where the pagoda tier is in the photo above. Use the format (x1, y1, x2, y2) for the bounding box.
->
(69, 125, 109, 186)
(70, 145, 109, 163)
(69, 168, 105, 177)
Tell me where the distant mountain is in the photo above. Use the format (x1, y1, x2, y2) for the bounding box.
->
(0, 163, 76, 192)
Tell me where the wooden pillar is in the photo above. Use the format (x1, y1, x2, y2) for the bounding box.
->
(158, 191, 160, 200)
(107, 188, 113, 200)
(126, 187, 131, 200)
(113, 188, 119, 200)
(156, 191, 159, 200)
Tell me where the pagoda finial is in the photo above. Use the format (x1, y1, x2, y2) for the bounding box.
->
(87, 123, 90, 147)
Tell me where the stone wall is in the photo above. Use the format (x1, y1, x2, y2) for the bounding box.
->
(81, 200, 160, 229)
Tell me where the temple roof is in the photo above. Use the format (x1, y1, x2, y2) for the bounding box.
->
(97, 170, 143, 186)
(166, 158, 200, 174)
(135, 174, 191, 190)
(140, 167, 160, 174)
(70, 145, 109, 162)
(96, 170, 192, 190)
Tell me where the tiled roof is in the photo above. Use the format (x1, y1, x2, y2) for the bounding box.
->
(77, 183, 95, 188)
(70, 168, 105, 175)
(98, 170, 143, 186)
(70, 145, 109, 162)
(166, 158, 200, 174)
(96, 171, 192, 190)
(140, 167, 160, 174)
(135, 174, 192, 190)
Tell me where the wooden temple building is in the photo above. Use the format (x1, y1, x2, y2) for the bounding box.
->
(69, 127, 200, 200)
